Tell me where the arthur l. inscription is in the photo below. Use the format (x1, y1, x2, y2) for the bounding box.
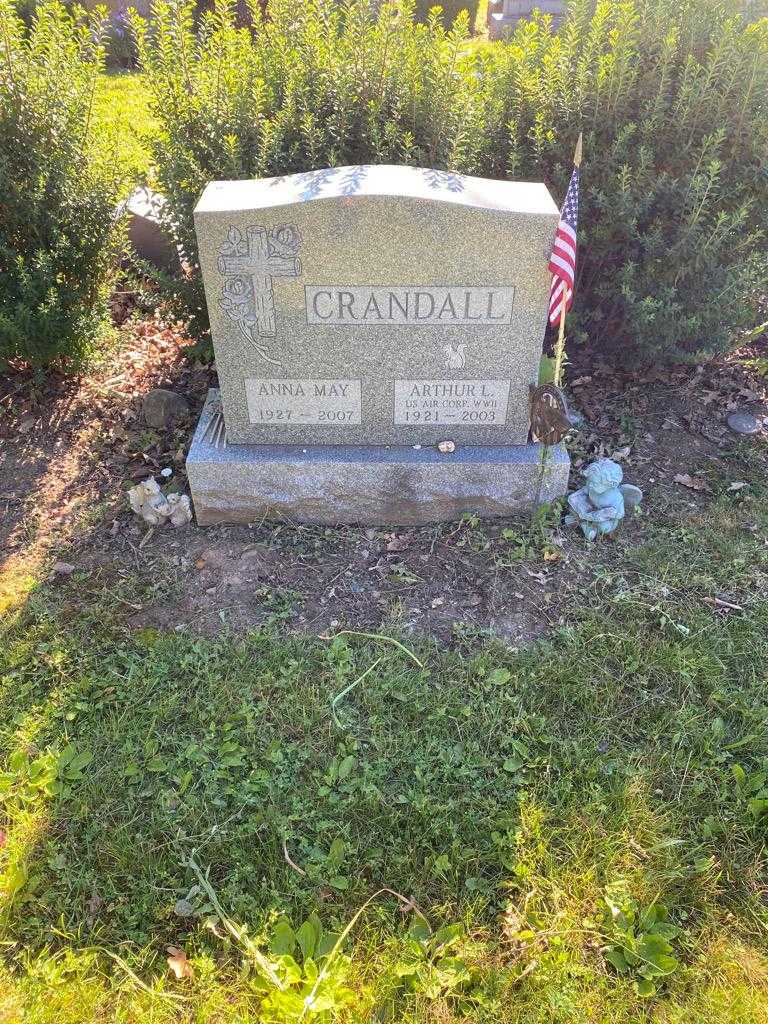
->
(394, 379, 511, 426)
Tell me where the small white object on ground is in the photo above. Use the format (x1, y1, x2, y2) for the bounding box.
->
(160, 467, 173, 478)
(128, 477, 191, 527)
(437, 440, 456, 454)
(167, 492, 193, 526)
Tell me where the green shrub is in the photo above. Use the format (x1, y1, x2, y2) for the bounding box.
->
(0, 0, 124, 369)
(133, 0, 768, 363)
(414, 0, 479, 27)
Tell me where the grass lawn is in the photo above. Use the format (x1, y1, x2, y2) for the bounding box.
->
(1, 490, 767, 1021)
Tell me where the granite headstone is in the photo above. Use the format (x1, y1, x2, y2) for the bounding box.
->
(186, 164, 570, 525)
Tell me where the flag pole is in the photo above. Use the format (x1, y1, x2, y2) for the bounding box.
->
(531, 132, 583, 518)
(553, 287, 569, 388)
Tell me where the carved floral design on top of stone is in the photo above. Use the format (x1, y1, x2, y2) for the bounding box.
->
(217, 224, 302, 364)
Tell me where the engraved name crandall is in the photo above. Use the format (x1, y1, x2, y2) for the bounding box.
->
(305, 286, 515, 326)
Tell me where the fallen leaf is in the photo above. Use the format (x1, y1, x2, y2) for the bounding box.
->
(704, 596, 744, 612)
(673, 473, 711, 492)
(167, 945, 193, 980)
(727, 481, 749, 492)
(18, 416, 35, 434)
(386, 533, 411, 553)
(87, 891, 103, 929)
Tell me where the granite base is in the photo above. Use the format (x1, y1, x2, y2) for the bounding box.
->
(187, 390, 570, 526)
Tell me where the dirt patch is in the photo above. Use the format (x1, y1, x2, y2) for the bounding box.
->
(2, 313, 767, 641)
(104, 519, 570, 644)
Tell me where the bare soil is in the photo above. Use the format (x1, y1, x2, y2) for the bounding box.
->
(2, 311, 766, 643)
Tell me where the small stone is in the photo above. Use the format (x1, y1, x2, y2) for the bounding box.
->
(160, 467, 173, 478)
(52, 561, 75, 576)
(437, 440, 456, 454)
(142, 389, 190, 430)
(727, 410, 761, 435)
(173, 898, 195, 918)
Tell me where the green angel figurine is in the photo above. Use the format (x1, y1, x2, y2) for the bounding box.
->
(565, 458, 643, 541)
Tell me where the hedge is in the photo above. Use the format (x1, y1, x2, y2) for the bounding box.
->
(132, 0, 767, 363)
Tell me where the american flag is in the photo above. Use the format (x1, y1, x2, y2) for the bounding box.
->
(548, 164, 580, 325)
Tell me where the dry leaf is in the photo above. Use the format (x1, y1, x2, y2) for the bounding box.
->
(52, 562, 76, 576)
(386, 534, 411, 553)
(727, 481, 749, 492)
(87, 891, 103, 929)
(167, 945, 193, 980)
(673, 473, 711, 492)
(704, 596, 744, 612)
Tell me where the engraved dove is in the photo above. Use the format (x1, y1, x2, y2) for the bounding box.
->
(443, 343, 466, 369)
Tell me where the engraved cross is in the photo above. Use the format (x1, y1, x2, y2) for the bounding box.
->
(217, 226, 301, 337)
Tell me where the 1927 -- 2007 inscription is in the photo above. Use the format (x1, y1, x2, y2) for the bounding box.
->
(245, 378, 362, 425)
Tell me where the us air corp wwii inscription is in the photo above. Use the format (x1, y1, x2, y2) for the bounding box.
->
(393, 380, 511, 426)
(194, 166, 559, 445)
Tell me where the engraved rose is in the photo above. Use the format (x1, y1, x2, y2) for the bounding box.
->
(270, 224, 300, 256)
(221, 274, 251, 304)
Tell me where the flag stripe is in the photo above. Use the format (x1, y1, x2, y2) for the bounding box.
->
(553, 237, 576, 261)
(549, 252, 574, 281)
(548, 164, 580, 329)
